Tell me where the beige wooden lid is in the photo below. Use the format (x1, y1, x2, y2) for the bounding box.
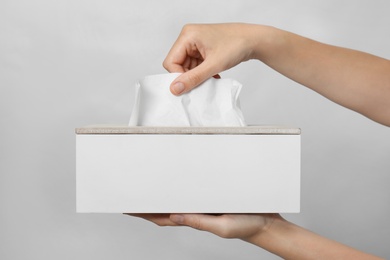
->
(76, 125, 301, 135)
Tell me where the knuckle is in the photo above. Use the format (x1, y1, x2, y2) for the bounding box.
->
(162, 59, 169, 70)
(181, 24, 200, 39)
(182, 23, 195, 33)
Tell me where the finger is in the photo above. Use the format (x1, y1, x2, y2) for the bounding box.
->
(163, 36, 189, 73)
(182, 56, 191, 71)
(170, 214, 227, 236)
(124, 213, 179, 227)
(164, 62, 186, 73)
(190, 57, 198, 70)
(169, 61, 219, 95)
(164, 49, 201, 73)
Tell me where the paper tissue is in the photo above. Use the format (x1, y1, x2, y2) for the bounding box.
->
(129, 73, 246, 126)
(76, 73, 301, 213)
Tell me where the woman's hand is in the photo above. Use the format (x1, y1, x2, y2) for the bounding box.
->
(126, 213, 383, 259)
(125, 213, 280, 240)
(163, 23, 265, 95)
(164, 23, 390, 126)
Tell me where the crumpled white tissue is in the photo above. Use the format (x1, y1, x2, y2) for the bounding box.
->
(129, 73, 246, 126)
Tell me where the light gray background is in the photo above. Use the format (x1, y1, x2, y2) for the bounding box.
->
(1, 0, 389, 259)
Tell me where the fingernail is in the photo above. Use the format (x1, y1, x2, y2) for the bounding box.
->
(171, 82, 185, 95)
(171, 214, 184, 224)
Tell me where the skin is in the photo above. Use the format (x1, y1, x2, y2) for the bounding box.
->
(125, 23, 390, 259)
(165, 23, 390, 126)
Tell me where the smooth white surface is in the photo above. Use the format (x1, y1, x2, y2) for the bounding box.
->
(77, 134, 300, 213)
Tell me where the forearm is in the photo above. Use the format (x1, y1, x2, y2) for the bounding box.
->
(244, 216, 382, 260)
(249, 25, 390, 126)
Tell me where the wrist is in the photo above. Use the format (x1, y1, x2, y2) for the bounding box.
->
(241, 213, 285, 244)
(242, 214, 295, 257)
(248, 25, 287, 62)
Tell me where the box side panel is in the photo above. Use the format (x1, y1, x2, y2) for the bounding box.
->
(76, 134, 300, 213)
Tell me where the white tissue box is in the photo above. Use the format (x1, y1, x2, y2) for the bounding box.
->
(76, 126, 301, 213)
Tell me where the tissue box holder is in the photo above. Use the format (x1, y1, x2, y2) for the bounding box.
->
(76, 126, 301, 213)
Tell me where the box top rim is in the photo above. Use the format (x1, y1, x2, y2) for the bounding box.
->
(75, 125, 301, 135)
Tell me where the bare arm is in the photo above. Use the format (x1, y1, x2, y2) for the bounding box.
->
(252, 25, 390, 126)
(164, 23, 390, 126)
(245, 214, 382, 260)
(127, 213, 383, 259)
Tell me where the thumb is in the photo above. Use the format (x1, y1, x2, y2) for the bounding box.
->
(170, 62, 218, 95)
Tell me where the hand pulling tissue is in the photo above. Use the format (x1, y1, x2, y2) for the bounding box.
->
(129, 73, 246, 126)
